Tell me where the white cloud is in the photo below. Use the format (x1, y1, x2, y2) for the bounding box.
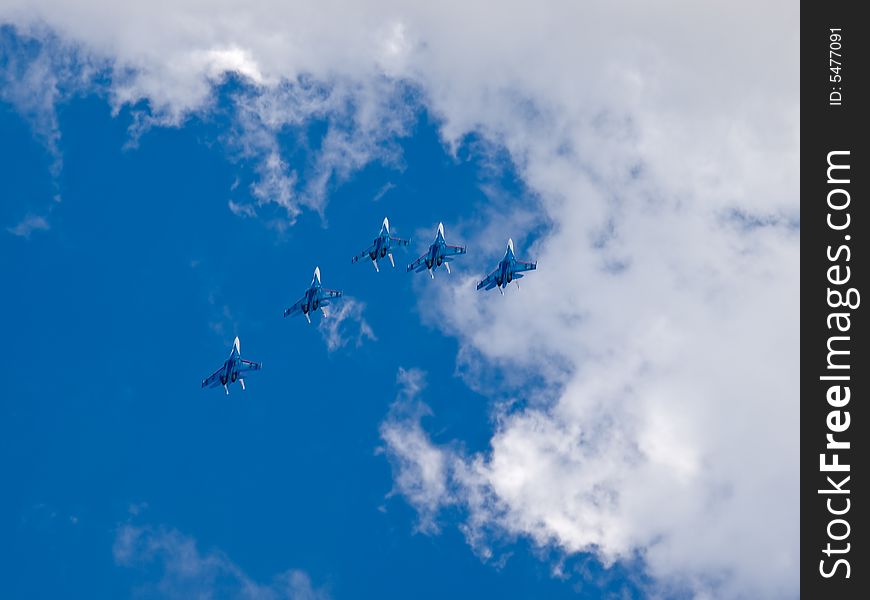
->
(114, 523, 329, 600)
(1, 27, 74, 177)
(384, 221, 799, 596)
(226, 77, 413, 222)
(6, 213, 50, 237)
(228, 198, 258, 218)
(379, 368, 454, 533)
(2, 2, 798, 597)
(1, 25, 102, 211)
(317, 297, 376, 352)
(394, 170, 799, 599)
(204, 290, 238, 339)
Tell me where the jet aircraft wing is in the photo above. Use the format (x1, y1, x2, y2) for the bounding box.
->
(390, 236, 410, 247)
(407, 252, 429, 273)
(351, 244, 376, 264)
(444, 244, 467, 257)
(201, 366, 224, 388)
(239, 359, 262, 373)
(283, 295, 306, 318)
(513, 260, 537, 273)
(476, 267, 500, 291)
(321, 288, 342, 300)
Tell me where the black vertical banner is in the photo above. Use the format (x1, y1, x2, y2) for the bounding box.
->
(802, 5, 868, 598)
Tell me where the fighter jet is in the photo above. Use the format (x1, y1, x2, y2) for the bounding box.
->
(201, 336, 262, 395)
(283, 266, 343, 324)
(351, 217, 409, 272)
(407, 222, 467, 278)
(476, 238, 537, 295)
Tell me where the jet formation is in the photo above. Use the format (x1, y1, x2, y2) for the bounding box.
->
(202, 217, 537, 392)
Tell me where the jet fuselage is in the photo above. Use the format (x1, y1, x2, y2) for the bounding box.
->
(424, 228, 448, 269)
(301, 285, 318, 314)
(220, 353, 241, 385)
(368, 224, 392, 261)
(494, 245, 517, 288)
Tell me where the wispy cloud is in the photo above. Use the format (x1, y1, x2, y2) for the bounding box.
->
(2, 24, 414, 229)
(317, 297, 376, 352)
(379, 368, 456, 534)
(205, 290, 237, 339)
(114, 523, 329, 600)
(226, 78, 413, 225)
(228, 199, 257, 218)
(1, 25, 103, 182)
(6, 213, 50, 238)
(371, 181, 396, 203)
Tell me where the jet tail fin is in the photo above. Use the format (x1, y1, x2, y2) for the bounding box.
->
(240, 378, 246, 391)
(388, 253, 395, 268)
(445, 262, 451, 274)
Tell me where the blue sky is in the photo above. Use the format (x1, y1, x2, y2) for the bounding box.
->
(1, 6, 799, 598)
(0, 70, 643, 598)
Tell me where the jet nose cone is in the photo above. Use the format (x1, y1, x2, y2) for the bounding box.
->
(314, 266, 321, 282)
(233, 336, 241, 353)
(437, 222, 445, 237)
(508, 238, 514, 252)
(383, 217, 390, 231)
